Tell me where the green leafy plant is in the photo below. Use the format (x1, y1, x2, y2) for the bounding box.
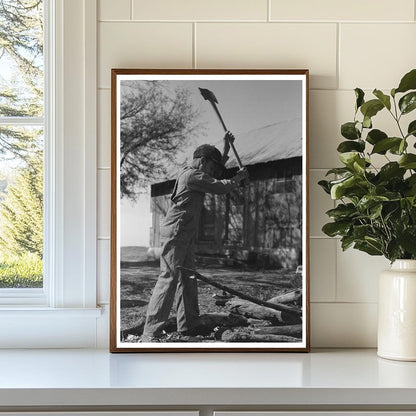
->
(319, 69, 416, 262)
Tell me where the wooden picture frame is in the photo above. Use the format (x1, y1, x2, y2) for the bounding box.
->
(110, 69, 310, 352)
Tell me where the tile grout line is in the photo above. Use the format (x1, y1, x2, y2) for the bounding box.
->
(336, 22, 340, 90)
(311, 301, 378, 305)
(97, 19, 415, 24)
(267, 0, 271, 22)
(334, 230, 339, 303)
(193, 22, 197, 69)
(96, 87, 373, 92)
(130, 0, 133, 20)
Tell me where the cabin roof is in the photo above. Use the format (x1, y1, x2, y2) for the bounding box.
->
(220, 117, 302, 169)
(154, 117, 302, 185)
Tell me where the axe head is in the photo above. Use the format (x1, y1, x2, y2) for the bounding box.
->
(199, 88, 218, 104)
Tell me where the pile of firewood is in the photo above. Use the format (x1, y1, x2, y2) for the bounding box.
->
(175, 266, 304, 342)
(121, 267, 303, 343)
(212, 288, 302, 342)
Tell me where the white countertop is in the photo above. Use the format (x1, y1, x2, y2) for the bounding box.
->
(1, 348, 416, 407)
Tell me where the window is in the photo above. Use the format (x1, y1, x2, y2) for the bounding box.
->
(0, 0, 45, 292)
(0, 0, 98, 317)
(0, 0, 100, 347)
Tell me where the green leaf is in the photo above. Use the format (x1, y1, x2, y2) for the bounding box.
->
(373, 89, 391, 110)
(318, 180, 331, 194)
(399, 92, 416, 115)
(337, 140, 365, 153)
(339, 152, 360, 167)
(353, 158, 366, 174)
(341, 122, 361, 140)
(325, 167, 352, 176)
(330, 175, 368, 200)
(396, 69, 416, 94)
(355, 88, 365, 110)
(354, 241, 383, 256)
(399, 154, 416, 169)
(341, 235, 355, 251)
(360, 99, 384, 119)
(357, 195, 389, 211)
(322, 221, 351, 237)
(391, 88, 396, 97)
(371, 137, 402, 154)
(386, 240, 402, 263)
(389, 139, 408, 155)
(378, 162, 406, 181)
(398, 226, 416, 255)
(353, 224, 374, 240)
(407, 120, 416, 137)
(363, 115, 372, 129)
(405, 174, 416, 196)
(406, 174, 416, 187)
(369, 203, 383, 220)
(326, 203, 356, 219)
(330, 176, 356, 199)
(366, 129, 387, 145)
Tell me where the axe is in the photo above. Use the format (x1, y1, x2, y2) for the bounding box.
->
(199, 88, 244, 169)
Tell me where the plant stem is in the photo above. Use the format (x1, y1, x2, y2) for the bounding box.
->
(390, 97, 406, 139)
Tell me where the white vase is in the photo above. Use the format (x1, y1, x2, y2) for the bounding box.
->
(378, 259, 416, 361)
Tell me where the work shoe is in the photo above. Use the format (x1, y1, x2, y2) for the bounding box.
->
(179, 325, 212, 336)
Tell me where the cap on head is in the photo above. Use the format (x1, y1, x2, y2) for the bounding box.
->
(193, 144, 224, 168)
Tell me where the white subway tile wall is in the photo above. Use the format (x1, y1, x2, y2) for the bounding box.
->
(196, 23, 338, 89)
(98, 22, 193, 88)
(97, 240, 110, 305)
(99, 0, 131, 21)
(270, 0, 414, 22)
(98, 90, 111, 168)
(97, 0, 416, 347)
(310, 239, 336, 302)
(98, 169, 111, 239)
(132, 0, 269, 21)
(339, 24, 416, 90)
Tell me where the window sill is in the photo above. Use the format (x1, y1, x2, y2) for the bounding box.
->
(0, 306, 102, 316)
(0, 307, 103, 348)
(0, 349, 415, 410)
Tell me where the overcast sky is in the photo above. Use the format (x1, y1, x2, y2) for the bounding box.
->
(121, 78, 303, 247)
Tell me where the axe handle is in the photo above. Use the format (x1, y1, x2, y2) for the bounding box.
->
(208, 101, 244, 169)
(228, 141, 244, 170)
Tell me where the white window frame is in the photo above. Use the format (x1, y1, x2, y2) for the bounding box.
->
(0, 0, 101, 348)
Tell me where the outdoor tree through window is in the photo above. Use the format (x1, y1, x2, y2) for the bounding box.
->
(0, 0, 44, 288)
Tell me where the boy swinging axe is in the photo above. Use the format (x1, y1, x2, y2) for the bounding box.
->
(141, 90, 249, 342)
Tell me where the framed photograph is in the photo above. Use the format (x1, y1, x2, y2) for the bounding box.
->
(110, 69, 310, 352)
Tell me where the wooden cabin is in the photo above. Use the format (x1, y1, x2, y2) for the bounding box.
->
(149, 118, 303, 270)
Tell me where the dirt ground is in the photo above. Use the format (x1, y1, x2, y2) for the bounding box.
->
(119, 261, 300, 343)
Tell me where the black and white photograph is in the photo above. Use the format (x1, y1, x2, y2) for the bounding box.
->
(110, 69, 309, 352)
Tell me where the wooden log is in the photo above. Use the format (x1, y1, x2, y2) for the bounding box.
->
(221, 329, 301, 343)
(268, 289, 302, 305)
(253, 324, 302, 338)
(247, 318, 271, 327)
(199, 312, 248, 329)
(226, 299, 302, 325)
(178, 266, 301, 317)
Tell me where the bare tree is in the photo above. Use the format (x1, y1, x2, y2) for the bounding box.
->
(120, 81, 201, 201)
